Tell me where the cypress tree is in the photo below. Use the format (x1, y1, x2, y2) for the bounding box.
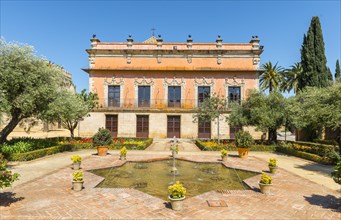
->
(300, 16, 329, 89)
(335, 59, 341, 81)
(327, 67, 333, 81)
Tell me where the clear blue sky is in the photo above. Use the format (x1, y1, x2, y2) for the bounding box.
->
(1, 0, 340, 95)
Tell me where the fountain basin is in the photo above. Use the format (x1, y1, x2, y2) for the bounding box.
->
(90, 159, 258, 200)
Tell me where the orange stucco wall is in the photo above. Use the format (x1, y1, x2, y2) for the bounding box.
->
(90, 70, 258, 107)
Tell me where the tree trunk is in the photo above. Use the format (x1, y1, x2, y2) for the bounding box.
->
(339, 128, 341, 154)
(217, 116, 220, 143)
(268, 128, 277, 144)
(0, 112, 22, 144)
(67, 121, 78, 140)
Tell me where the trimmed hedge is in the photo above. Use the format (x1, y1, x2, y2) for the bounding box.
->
(195, 140, 276, 152)
(8, 144, 74, 161)
(283, 141, 338, 158)
(70, 138, 153, 150)
(275, 145, 332, 165)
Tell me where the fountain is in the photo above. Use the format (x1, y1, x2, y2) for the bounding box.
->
(170, 136, 179, 182)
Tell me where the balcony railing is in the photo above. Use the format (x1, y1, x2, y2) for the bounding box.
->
(96, 98, 198, 110)
(95, 98, 241, 110)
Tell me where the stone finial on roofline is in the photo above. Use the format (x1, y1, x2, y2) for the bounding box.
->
(127, 35, 134, 48)
(187, 35, 193, 49)
(156, 35, 163, 48)
(216, 35, 223, 48)
(90, 34, 100, 48)
(250, 35, 260, 50)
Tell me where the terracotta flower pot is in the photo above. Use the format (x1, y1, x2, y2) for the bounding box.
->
(221, 156, 228, 162)
(259, 182, 272, 195)
(97, 146, 108, 156)
(237, 148, 250, 158)
(269, 166, 278, 174)
(72, 181, 84, 191)
(169, 196, 185, 211)
(120, 155, 126, 160)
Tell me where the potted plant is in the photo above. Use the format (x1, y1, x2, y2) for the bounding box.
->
(120, 147, 127, 160)
(71, 155, 82, 170)
(268, 158, 278, 174)
(168, 181, 186, 211)
(92, 128, 113, 156)
(235, 130, 254, 158)
(221, 149, 228, 162)
(258, 173, 272, 195)
(72, 170, 84, 191)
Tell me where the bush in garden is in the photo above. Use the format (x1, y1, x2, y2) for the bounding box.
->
(92, 128, 113, 147)
(0, 154, 20, 189)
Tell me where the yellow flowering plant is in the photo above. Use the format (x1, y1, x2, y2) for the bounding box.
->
(168, 181, 186, 199)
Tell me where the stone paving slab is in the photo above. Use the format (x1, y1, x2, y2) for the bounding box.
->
(1, 153, 340, 219)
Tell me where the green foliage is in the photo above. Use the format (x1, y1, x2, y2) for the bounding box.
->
(275, 144, 334, 165)
(92, 128, 113, 147)
(0, 39, 67, 143)
(235, 130, 254, 148)
(259, 62, 284, 93)
(259, 173, 272, 185)
(72, 170, 83, 182)
(71, 155, 82, 163)
(331, 159, 341, 184)
(8, 144, 73, 161)
(120, 147, 127, 156)
(281, 62, 303, 94)
(221, 149, 227, 157)
(0, 154, 20, 188)
(227, 91, 287, 143)
(287, 83, 341, 141)
(195, 140, 276, 152)
(300, 16, 329, 89)
(268, 158, 277, 167)
(0, 142, 33, 156)
(193, 94, 227, 142)
(43, 90, 98, 139)
(168, 181, 186, 199)
(335, 59, 341, 81)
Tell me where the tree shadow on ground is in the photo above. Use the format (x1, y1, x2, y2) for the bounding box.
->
(304, 194, 341, 212)
(294, 163, 334, 176)
(0, 192, 24, 207)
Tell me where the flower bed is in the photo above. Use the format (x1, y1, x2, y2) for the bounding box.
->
(195, 140, 276, 151)
(275, 141, 339, 164)
(0, 137, 153, 161)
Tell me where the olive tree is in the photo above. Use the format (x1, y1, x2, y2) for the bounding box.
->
(43, 90, 98, 139)
(0, 39, 65, 144)
(227, 90, 287, 143)
(192, 94, 227, 143)
(288, 83, 341, 153)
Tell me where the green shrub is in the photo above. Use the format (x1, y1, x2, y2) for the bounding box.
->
(0, 142, 33, 156)
(92, 128, 113, 147)
(168, 181, 186, 199)
(0, 154, 20, 189)
(275, 145, 332, 165)
(8, 145, 73, 161)
(259, 173, 272, 184)
(313, 139, 338, 146)
(235, 130, 254, 148)
(331, 159, 341, 184)
(195, 140, 275, 152)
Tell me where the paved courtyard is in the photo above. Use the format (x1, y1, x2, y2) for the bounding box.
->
(1, 142, 340, 219)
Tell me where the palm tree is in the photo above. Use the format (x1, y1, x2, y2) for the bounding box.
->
(281, 62, 303, 94)
(259, 62, 284, 93)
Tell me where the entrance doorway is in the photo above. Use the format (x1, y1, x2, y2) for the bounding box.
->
(167, 116, 180, 138)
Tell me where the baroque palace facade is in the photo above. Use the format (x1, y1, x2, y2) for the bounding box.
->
(80, 35, 263, 139)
